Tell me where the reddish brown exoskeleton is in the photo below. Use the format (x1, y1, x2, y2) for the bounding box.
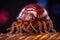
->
(7, 4, 56, 34)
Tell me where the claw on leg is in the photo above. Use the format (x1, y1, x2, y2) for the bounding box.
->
(8, 31, 12, 34)
(15, 26, 20, 34)
(49, 27, 56, 33)
(48, 19, 56, 33)
(42, 21, 49, 33)
(38, 21, 43, 33)
(19, 23, 24, 35)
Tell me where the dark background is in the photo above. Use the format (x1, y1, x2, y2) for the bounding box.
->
(0, 0, 60, 33)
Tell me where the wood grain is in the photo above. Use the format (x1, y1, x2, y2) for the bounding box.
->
(0, 33, 60, 40)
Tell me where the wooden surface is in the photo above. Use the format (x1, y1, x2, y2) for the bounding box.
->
(0, 33, 60, 40)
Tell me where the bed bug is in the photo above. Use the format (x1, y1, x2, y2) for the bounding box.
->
(7, 4, 56, 34)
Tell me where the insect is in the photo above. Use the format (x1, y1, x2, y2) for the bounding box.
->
(7, 4, 56, 34)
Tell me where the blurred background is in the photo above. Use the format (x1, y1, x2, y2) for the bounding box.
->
(0, 0, 60, 33)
